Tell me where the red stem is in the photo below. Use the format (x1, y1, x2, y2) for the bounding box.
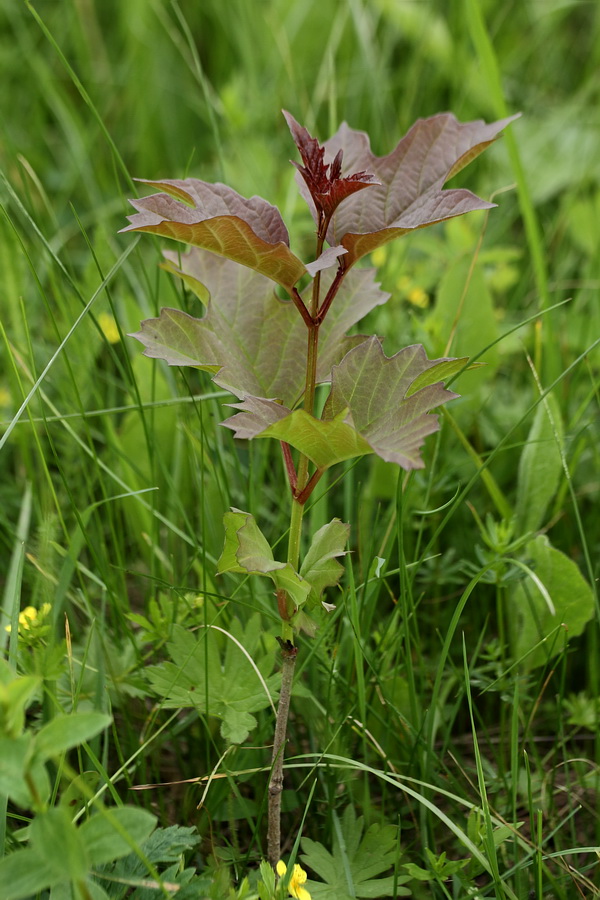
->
(291, 286, 315, 328)
(280, 441, 297, 493)
(316, 265, 346, 324)
(295, 467, 325, 505)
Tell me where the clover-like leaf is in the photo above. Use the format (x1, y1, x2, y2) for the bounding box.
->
(294, 112, 519, 268)
(131, 250, 389, 406)
(146, 617, 279, 743)
(217, 509, 310, 611)
(120, 178, 307, 292)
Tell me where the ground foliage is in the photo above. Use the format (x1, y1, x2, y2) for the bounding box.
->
(1, 1, 600, 898)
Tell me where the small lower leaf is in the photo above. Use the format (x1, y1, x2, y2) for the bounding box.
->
(217, 509, 310, 611)
(300, 519, 350, 607)
(146, 618, 279, 742)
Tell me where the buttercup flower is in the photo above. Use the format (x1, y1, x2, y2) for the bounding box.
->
(5, 603, 52, 640)
(276, 860, 311, 900)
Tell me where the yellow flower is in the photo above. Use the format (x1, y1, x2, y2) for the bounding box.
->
(276, 861, 311, 900)
(5, 603, 52, 634)
(407, 286, 429, 308)
(371, 245, 388, 268)
(98, 312, 120, 344)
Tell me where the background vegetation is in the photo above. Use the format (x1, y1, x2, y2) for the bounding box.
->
(1, 0, 599, 897)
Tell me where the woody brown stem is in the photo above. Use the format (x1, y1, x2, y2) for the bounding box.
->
(267, 643, 297, 867)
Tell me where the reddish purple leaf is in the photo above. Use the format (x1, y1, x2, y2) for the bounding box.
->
(293, 112, 519, 267)
(322, 337, 461, 469)
(130, 249, 389, 406)
(225, 339, 465, 473)
(284, 111, 379, 220)
(120, 178, 306, 292)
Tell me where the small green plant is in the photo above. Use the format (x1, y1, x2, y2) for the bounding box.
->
(121, 109, 516, 876)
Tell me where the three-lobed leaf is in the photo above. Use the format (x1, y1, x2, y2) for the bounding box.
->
(298, 111, 520, 268)
(217, 509, 310, 611)
(217, 511, 348, 632)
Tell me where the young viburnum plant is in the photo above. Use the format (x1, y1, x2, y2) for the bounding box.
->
(121, 109, 516, 867)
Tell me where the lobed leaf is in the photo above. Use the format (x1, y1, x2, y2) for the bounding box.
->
(146, 617, 279, 743)
(259, 408, 372, 469)
(217, 509, 310, 611)
(301, 806, 411, 899)
(322, 337, 460, 469)
(300, 519, 350, 609)
(294, 112, 519, 268)
(225, 340, 462, 470)
(131, 250, 389, 406)
(120, 178, 307, 291)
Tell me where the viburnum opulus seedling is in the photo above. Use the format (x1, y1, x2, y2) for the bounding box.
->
(121, 108, 517, 866)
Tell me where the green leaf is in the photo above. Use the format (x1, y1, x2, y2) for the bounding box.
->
(0, 661, 41, 738)
(30, 807, 89, 882)
(132, 254, 388, 407)
(515, 393, 563, 533)
(302, 112, 519, 268)
(299, 519, 350, 607)
(301, 806, 411, 899)
(428, 257, 499, 418)
(80, 806, 157, 866)
(33, 712, 112, 761)
(139, 824, 200, 863)
(121, 178, 306, 292)
(222, 709, 258, 745)
(0, 848, 64, 899)
(511, 536, 595, 670)
(217, 509, 310, 611)
(80, 881, 111, 900)
(146, 617, 278, 743)
(0, 733, 50, 809)
(261, 408, 372, 469)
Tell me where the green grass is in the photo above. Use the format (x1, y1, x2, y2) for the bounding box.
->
(1, 0, 600, 897)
